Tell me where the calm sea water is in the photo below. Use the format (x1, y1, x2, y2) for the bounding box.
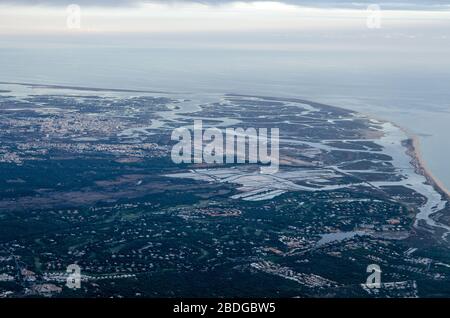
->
(1, 47, 449, 190)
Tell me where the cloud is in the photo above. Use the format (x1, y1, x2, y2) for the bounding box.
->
(2, 0, 450, 10)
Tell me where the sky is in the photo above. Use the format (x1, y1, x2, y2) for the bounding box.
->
(0, 0, 449, 58)
(1, 0, 450, 36)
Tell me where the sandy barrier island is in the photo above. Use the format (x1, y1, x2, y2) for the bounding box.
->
(402, 127, 450, 201)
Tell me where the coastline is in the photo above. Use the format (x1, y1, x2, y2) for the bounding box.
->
(346, 108, 450, 237)
(401, 127, 450, 200)
(3, 81, 449, 217)
(356, 108, 450, 202)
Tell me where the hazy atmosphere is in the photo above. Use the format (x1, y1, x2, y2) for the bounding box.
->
(1, 0, 449, 188)
(1, 0, 450, 301)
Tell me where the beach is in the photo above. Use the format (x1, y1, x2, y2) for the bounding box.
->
(404, 129, 450, 200)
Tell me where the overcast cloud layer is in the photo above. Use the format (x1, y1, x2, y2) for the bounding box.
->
(3, 0, 450, 10)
